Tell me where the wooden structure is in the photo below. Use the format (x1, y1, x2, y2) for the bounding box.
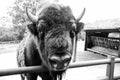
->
(84, 28, 120, 57)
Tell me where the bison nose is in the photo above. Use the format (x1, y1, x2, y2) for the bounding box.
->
(49, 53, 71, 71)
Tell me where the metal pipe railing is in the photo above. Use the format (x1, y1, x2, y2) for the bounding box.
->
(0, 66, 44, 76)
(70, 58, 120, 68)
(0, 58, 120, 79)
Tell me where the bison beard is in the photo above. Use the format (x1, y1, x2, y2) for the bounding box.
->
(51, 71, 66, 80)
(17, 1, 85, 80)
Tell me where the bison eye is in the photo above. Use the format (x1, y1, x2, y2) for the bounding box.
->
(38, 32, 45, 40)
(70, 30, 75, 38)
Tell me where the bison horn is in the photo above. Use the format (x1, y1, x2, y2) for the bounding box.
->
(77, 8, 86, 21)
(26, 7, 38, 22)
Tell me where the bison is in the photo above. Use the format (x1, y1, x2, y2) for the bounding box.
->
(17, 1, 85, 80)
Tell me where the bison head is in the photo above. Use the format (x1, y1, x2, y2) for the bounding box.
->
(26, 2, 85, 73)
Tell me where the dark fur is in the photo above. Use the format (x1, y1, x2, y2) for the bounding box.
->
(17, 2, 84, 80)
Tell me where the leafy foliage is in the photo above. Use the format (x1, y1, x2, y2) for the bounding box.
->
(0, 27, 16, 41)
(0, 0, 42, 41)
(8, 0, 42, 25)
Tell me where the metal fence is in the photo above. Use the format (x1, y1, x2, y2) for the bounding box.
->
(0, 56, 120, 80)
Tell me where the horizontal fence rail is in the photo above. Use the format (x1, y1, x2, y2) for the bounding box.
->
(0, 58, 120, 80)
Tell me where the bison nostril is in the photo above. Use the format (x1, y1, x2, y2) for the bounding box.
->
(64, 62, 69, 67)
(64, 57, 71, 62)
(63, 54, 71, 62)
(49, 59, 58, 68)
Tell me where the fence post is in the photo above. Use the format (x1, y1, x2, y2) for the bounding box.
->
(106, 56, 115, 80)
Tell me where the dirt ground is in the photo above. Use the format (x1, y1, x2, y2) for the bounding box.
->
(0, 41, 120, 80)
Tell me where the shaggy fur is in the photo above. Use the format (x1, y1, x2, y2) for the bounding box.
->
(17, 1, 84, 80)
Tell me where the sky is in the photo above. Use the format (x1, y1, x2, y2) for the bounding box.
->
(0, 0, 120, 23)
(60, 0, 120, 23)
(0, 0, 15, 17)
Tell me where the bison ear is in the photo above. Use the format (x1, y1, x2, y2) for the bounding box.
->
(27, 23, 38, 35)
(76, 22, 84, 34)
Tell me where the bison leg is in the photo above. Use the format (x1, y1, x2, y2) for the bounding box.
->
(39, 72, 53, 80)
(25, 73, 38, 80)
(20, 74, 26, 80)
